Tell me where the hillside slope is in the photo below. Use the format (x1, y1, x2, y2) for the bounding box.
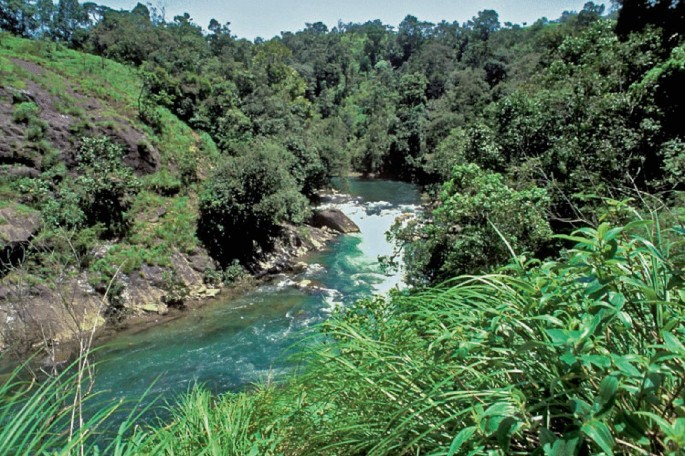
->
(0, 35, 226, 355)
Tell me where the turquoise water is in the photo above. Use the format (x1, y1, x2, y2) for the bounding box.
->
(91, 178, 420, 407)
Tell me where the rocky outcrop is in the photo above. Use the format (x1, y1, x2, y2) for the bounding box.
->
(310, 209, 360, 234)
(0, 205, 41, 248)
(0, 205, 41, 275)
(0, 246, 221, 354)
(252, 224, 337, 276)
(116, 248, 221, 316)
(0, 165, 40, 179)
(0, 273, 105, 355)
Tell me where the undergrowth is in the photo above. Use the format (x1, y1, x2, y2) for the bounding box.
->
(136, 203, 685, 455)
(1, 205, 683, 455)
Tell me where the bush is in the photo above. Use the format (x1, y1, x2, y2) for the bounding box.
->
(198, 145, 310, 266)
(11, 101, 40, 123)
(393, 163, 553, 286)
(75, 136, 140, 238)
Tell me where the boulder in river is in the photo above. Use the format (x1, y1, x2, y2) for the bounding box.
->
(310, 209, 360, 234)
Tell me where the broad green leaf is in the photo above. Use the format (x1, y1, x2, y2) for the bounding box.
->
(496, 416, 518, 452)
(560, 351, 578, 367)
(598, 376, 618, 405)
(661, 332, 685, 355)
(571, 398, 592, 420)
(603, 226, 624, 242)
(595, 376, 618, 416)
(612, 355, 642, 377)
(582, 420, 614, 455)
(581, 354, 611, 369)
(483, 402, 516, 417)
(546, 329, 570, 345)
(544, 435, 581, 456)
(447, 426, 477, 456)
(554, 234, 597, 247)
(539, 427, 557, 448)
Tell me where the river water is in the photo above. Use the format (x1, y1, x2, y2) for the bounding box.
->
(91, 178, 420, 407)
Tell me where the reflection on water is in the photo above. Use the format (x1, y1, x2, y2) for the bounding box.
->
(91, 178, 421, 406)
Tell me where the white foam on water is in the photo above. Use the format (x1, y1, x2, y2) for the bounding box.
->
(306, 263, 325, 274)
(319, 196, 421, 295)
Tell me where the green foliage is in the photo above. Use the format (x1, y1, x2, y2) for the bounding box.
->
(129, 193, 199, 255)
(75, 136, 140, 238)
(140, 388, 281, 455)
(198, 144, 310, 265)
(11, 100, 39, 123)
(12, 101, 48, 142)
(34, 136, 141, 238)
(0, 355, 149, 455)
(41, 180, 86, 229)
(285, 136, 330, 198)
(395, 163, 552, 286)
(132, 208, 685, 455)
(1, 5, 685, 454)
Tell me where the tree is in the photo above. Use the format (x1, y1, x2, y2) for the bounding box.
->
(197, 145, 310, 266)
(393, 163, 552, 286)
(0, 0, 36, 36)
(52, 0, 87, 43)
(35, 0, 53, 36)
(396, 15, 434, 63)
(387, 72, 428, 179)
(467, 9, 500, 41)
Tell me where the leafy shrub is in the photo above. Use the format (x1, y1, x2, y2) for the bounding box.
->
(75, 136, 140, 238)
(11, 101, 40, 123)
(42, 180, 86, 229)
(393, 163, 553, 286)
(198, 145, 310, 266)
(161, 270, 189, 308)
(223, 259, 247, 284)
(39, 137, 140, 237)
(25, 119, 48, 141)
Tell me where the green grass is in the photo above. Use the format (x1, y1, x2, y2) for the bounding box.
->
(128, 192, 200, 255)
(139, 205, 685, 455)
(1, 203, 683, 455)
(0, 355, 151, 456)
(0, 34, 215, 184)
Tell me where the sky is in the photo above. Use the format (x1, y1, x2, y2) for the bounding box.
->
(91, 0, 613, 40)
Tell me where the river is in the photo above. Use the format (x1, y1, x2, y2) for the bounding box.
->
(90, 178, 421, 408)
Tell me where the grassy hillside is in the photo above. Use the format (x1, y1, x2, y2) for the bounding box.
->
(0, 34, 223, 350)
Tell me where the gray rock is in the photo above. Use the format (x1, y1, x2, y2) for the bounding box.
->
(1, 165, 40, 179)
(0, 205, 41, 248)
(310, 209, 360, 234)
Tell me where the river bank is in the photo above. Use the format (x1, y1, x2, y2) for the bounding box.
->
(87, 178, 421, 407)
(0, 190, 362, 370)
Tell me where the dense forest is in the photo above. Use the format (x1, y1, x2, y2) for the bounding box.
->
(0, 0, 684, 454)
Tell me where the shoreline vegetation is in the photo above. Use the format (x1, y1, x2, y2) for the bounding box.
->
(1, 0, 684, 453)
(2, 205, 683, 455)
(0, 188, 360, 368)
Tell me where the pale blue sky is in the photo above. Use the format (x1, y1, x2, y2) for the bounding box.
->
(92, 0, 612, 40)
